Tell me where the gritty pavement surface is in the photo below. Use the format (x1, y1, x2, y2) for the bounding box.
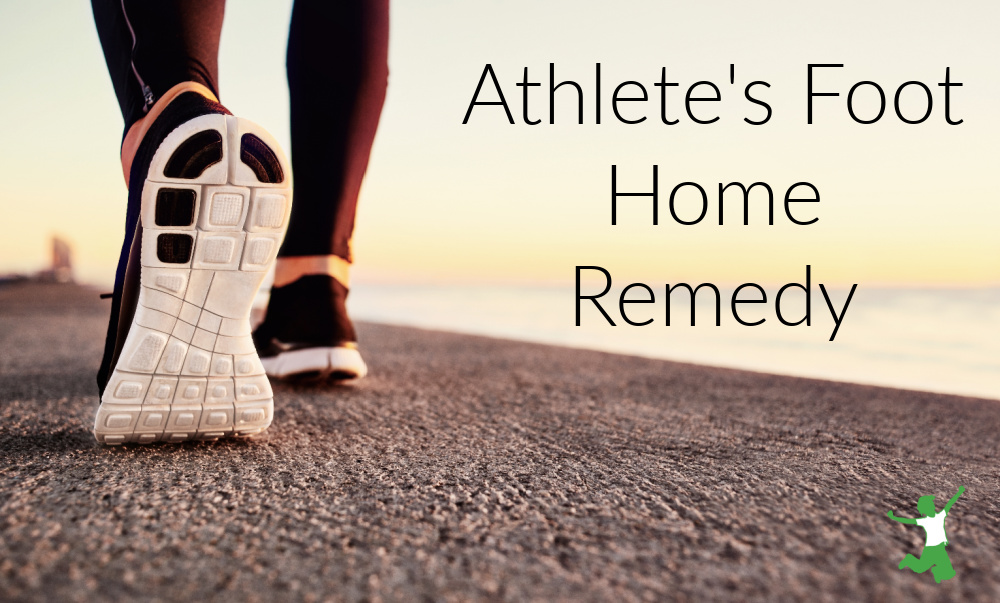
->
(1, 281, 999, 602)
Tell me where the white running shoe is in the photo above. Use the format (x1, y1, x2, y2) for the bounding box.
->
(94, 92, 292, 444)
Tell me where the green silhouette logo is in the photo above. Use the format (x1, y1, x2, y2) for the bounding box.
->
(887, 486, 965, 583)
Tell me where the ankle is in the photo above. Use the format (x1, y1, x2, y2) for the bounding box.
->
(120, 81, 220, 187)
(273, 255, 351, 289)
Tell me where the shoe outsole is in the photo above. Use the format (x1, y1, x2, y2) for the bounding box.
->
(261, 346, 368, 381)
(94, 114, 292, 445)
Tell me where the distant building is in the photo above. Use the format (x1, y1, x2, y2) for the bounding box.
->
(35, 236, 74, 283)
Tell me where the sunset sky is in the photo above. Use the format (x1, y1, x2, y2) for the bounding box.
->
(0, 0, 997, 288)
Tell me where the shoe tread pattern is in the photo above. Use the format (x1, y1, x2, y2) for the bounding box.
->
(95, 115, 291, 445)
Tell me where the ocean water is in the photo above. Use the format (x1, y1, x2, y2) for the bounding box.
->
(341, 283, 999, 401)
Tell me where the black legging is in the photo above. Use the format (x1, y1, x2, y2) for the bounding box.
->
(91, 0, 389, 263)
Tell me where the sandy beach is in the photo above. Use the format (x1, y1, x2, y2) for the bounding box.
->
(1, 281, 997, 602)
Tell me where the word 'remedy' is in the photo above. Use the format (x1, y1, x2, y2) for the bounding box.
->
(461, 63, 965, 342)
(575, 265, 856, 342)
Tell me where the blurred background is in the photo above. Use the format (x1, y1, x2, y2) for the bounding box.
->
(0, 1, 997, 398)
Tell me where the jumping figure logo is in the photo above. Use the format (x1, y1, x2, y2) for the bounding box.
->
(887, 486, 965, 583)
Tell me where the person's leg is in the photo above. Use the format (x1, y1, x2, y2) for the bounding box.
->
(92, 0, 224, 137)
(930, 548, 955, 582)
(93, 0, 227, 391)
(898, 553, 917, 570)
(253, 0, 389, 380)
(905, 546, 938, 574)
(283, 0, 388, 263)
(92, 0, 291, 443)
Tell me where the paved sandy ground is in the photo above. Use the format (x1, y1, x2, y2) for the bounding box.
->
(1, 281, 998, 602)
